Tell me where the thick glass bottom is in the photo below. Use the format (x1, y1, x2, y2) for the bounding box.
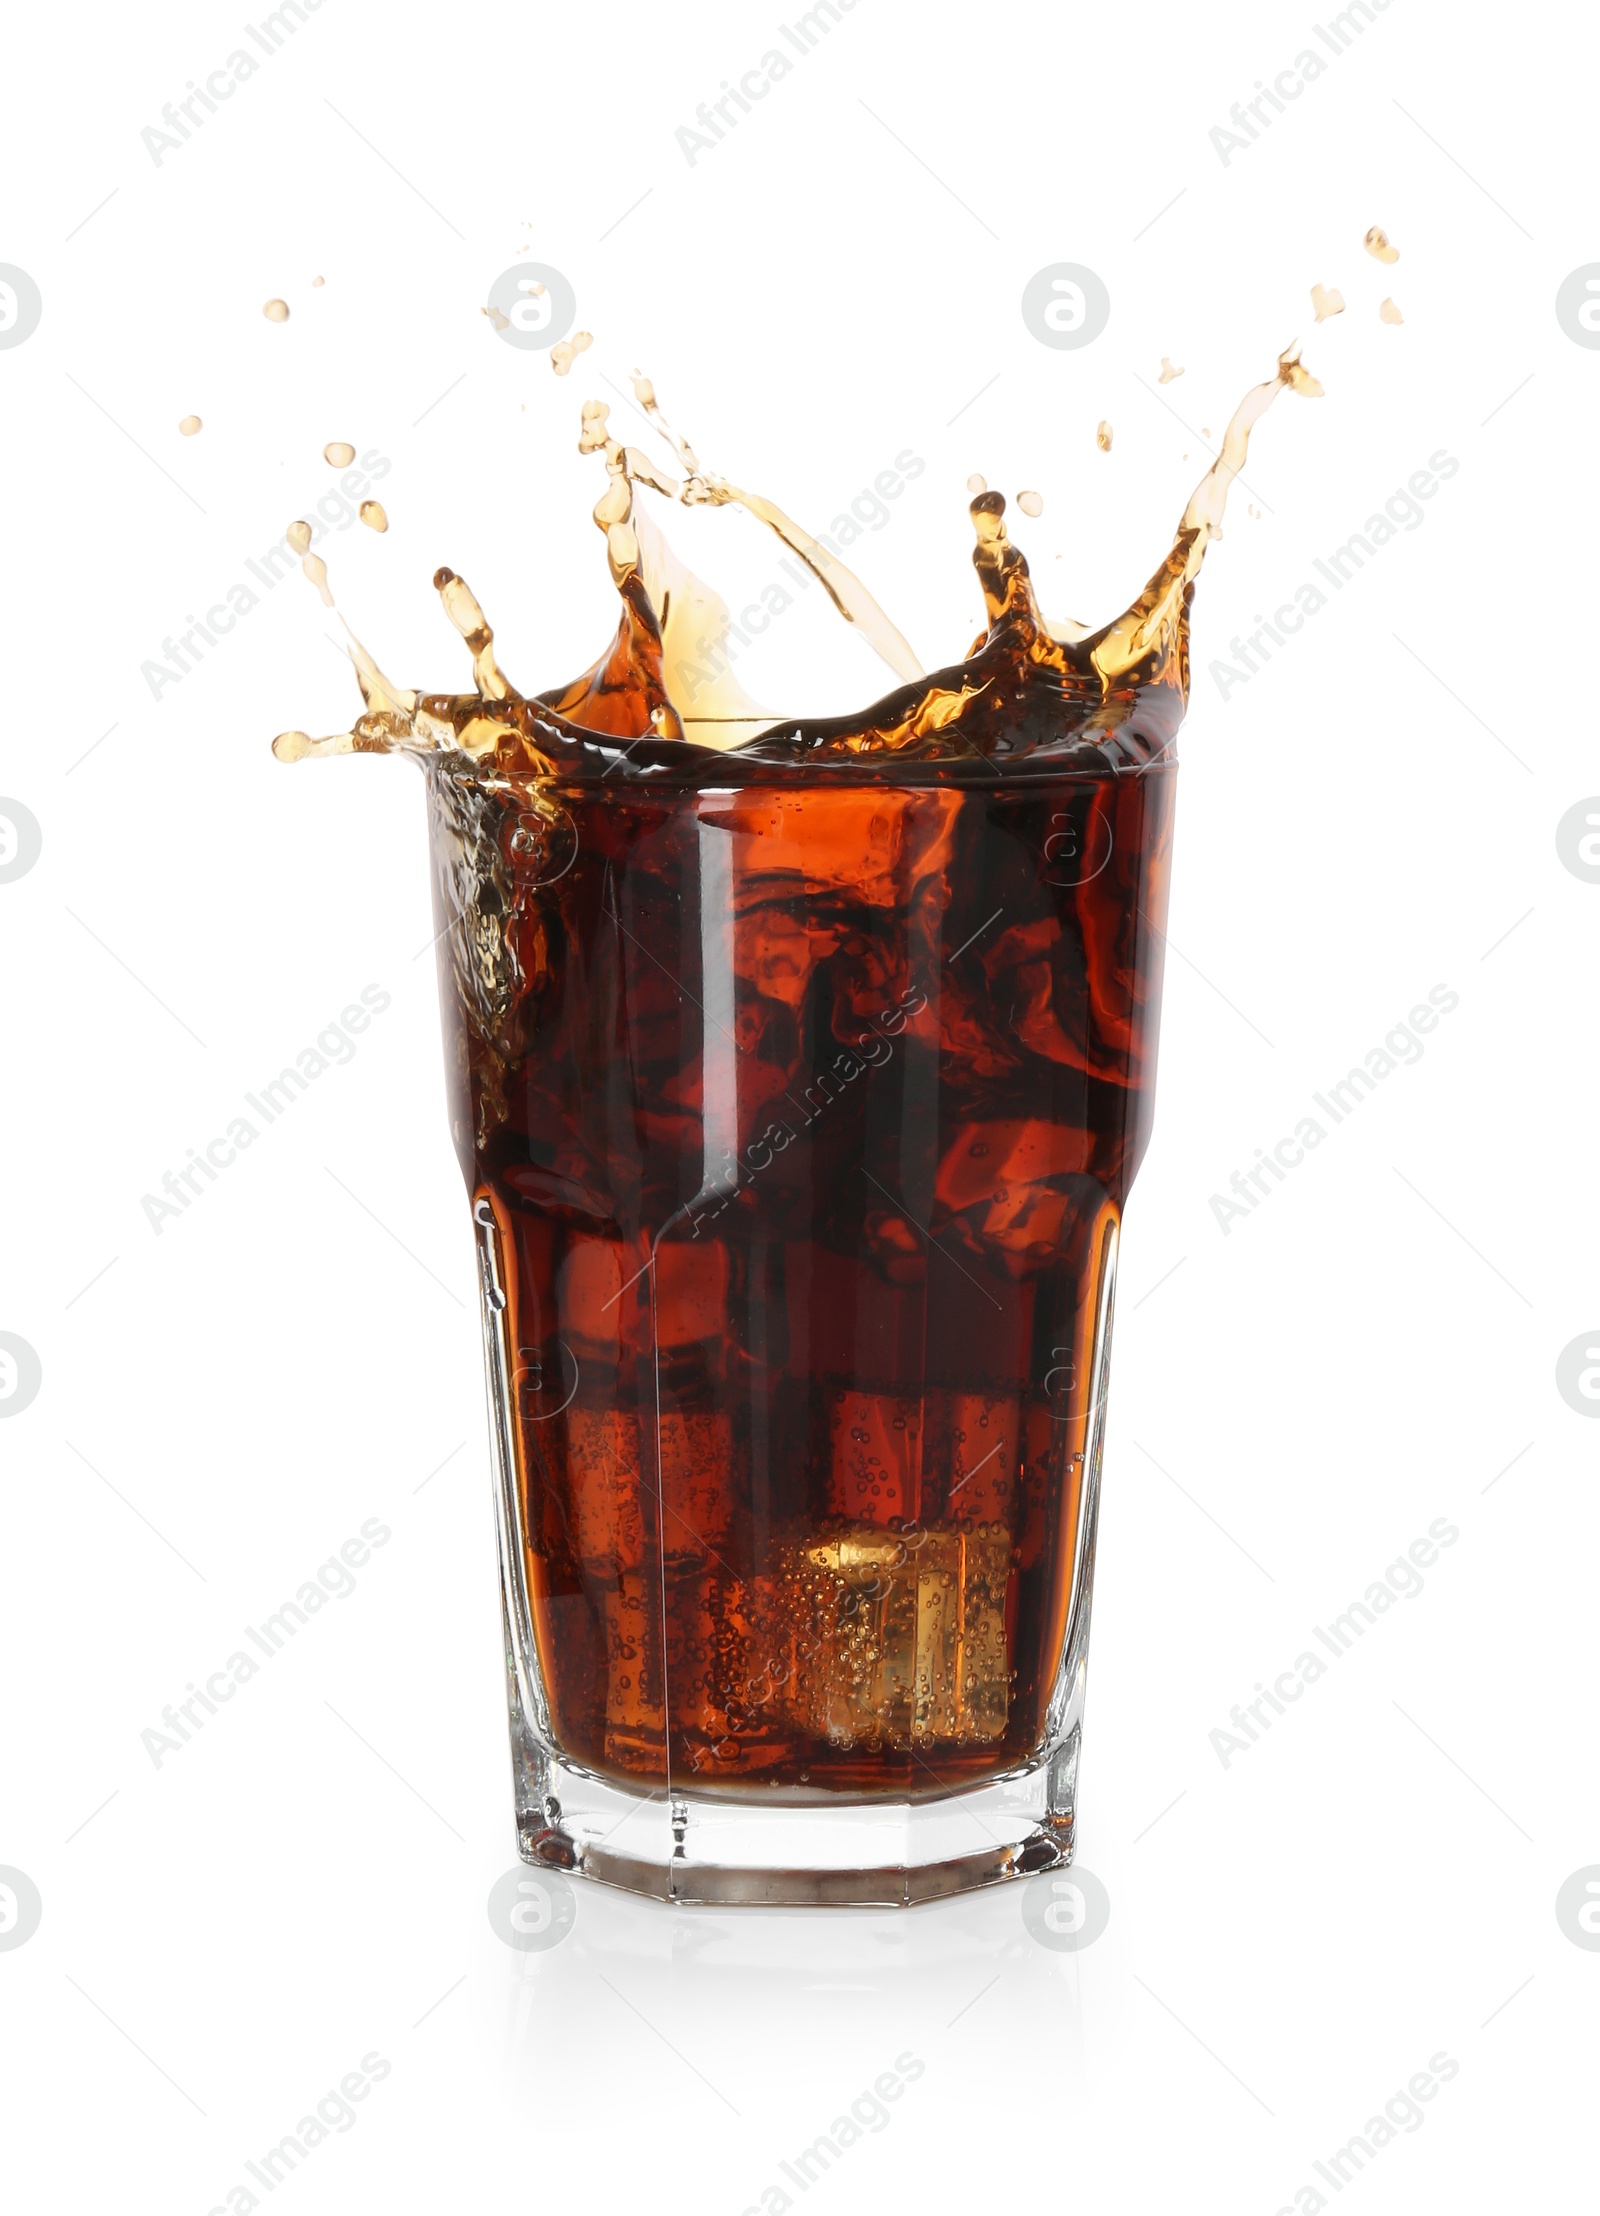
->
(504, 1659, 1085, 1905)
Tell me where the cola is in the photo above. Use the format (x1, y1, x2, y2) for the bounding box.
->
(455, 757, 1173, 1794)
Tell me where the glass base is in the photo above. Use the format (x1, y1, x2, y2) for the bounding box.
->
(507, 1723, 1081, 1908)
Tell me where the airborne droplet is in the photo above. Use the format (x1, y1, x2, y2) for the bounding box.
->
(550, 330, 594, 377)
(1364, 225, 1399, 264)
(1378, 296, 1404, 325)
(178, 415, 202, 436)
(263, 298, 290, 323)
(286, 520, 313, 556)
(1310, 283, 1345, 321)
(1016, 490, 1043, 517)
(1096, 421, 1113, 452)
(360, 501, 388, 533)
(324, 441, 356, 468)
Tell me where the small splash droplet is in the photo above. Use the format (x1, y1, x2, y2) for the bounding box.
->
(286, 520, 312, 556)
(302, 552, 333, 607)
(311, 275, 324, 288)
(1247, 503, 1260, 518)
(1158, 356, 1184, 383)
(965, 473, 987, 495)
(1310, 282, 1345, 321)
(1201, 425, 1212, 438)
(1016, 489, 1043, 517)
(1364, 225, 1399, 264)
(1096, 420, 1113, 452)
(323, 440, 356, 468)
(1379, 296, 1404, 325)
(263, 298, 290, 323)
(550, 330, 593, 377)
(178, 415, 202, 437)
(360, 500, 388, 533)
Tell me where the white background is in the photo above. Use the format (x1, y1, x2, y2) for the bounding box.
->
(1, 0, 1594, 2208)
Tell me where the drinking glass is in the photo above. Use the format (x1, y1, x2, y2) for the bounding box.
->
(427, 745, 1174, 1904)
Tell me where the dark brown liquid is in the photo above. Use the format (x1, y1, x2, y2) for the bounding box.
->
(455, 759, 1172, 1790)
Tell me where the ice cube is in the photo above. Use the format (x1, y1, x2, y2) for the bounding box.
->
(602, 1571, 664, 1768)
(777, 1522, 1011, 1748)
(657, 1408, 738, 1568)
(669, 1573, 796, 1775)
(826, 1388, 925, 1524)
(928, 1389, 1020, 1525)
(566, 1405, 646, 1571)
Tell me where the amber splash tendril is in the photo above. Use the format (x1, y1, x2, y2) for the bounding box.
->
(271, 343, 1320, 778)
